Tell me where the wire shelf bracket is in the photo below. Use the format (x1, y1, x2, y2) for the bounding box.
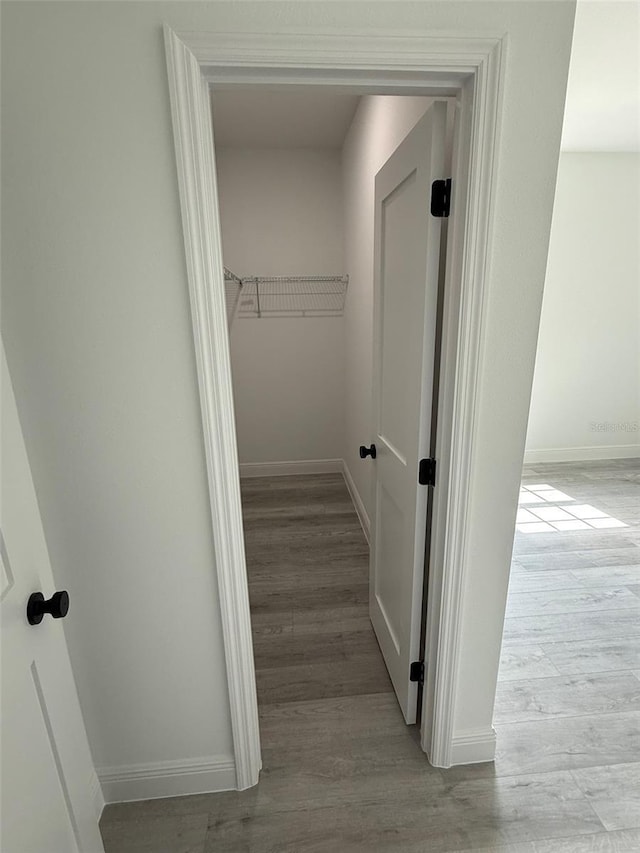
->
(224, 266, 244, 329)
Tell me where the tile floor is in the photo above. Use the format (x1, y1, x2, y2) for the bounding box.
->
(100, 460, 640, 852)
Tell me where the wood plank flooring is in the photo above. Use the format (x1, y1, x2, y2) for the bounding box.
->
(100, 462, 640, 852)
(241, 474, 393, 706)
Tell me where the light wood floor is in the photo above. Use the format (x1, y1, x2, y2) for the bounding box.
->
(100, 462, 640, 852)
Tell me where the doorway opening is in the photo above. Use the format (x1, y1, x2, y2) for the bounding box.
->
(492, 149, 640, 780)
(211, 86, 454, 732)
(164, 25, 506, 788)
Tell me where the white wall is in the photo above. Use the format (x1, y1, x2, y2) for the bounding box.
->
(215, 148, 344, 465)
(526, 153, 640, 462)
(561, 2, 640, 153)
(2, 3, 237, 797)
(1, 0, 574, 789)
(341, 96, 434, 522)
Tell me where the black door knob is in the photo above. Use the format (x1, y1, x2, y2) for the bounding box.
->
(359, 444, 377, 459)
(27, 591, 70, 625)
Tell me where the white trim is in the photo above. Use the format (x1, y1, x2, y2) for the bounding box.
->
(98, 755, 236, 804)
(164, 26, 261, 791)
(240, 459, 342, 478)
(163, 25, 506, 782)
(422, 43, 505, 767)
(89, 770, 104, 821)
(341, 461, 371, 545)
(181, 29, 502, 87)
(449, 728, 497, 765)
(524, 444, 640, 464)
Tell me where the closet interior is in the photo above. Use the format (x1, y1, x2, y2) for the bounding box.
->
(211, 85, 445, 709)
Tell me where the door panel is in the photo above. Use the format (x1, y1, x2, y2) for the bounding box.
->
(375, 480, 404, 653)
(3, 655, 80, 852)
(379, 169, 419, 459)
(1, 349, 105, 853)
(370, 102, 446, 724)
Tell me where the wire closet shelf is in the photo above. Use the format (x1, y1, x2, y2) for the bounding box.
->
(224, 269, 348, 324)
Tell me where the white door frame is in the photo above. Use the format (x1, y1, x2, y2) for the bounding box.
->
(164, 25, 506, 790)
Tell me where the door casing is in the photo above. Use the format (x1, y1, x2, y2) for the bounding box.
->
(164, 26, 506, 789)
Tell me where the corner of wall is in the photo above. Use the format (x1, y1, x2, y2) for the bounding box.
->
(448, 727, 496, 766)
(341, 459, 371, 544)
(90, 770, 105, 821)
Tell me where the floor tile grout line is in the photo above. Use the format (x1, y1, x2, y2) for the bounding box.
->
(494, 707, 640, 726)
(495, 667, 640, 685)
(567, 768, 611, 834)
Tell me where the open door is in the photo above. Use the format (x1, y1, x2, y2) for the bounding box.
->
(1, 349, 105, 853)
(367, 101, 447, 724)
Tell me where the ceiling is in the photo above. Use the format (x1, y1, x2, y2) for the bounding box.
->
(211, 88, 360, 149)
(211, 2, 639, 154)
(561, 0, 640, 151)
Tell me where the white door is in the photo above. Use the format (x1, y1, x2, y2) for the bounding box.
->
(368, 102, 447, 724)
(1, 349, 105, 853)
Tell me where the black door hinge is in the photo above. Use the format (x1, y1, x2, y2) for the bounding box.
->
(418, 457, 436, 487)
(431, 178, 452, 217)
(410, 661, 425, 684)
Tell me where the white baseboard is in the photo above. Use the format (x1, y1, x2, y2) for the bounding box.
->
(97, 755, 236, 804)
(89, 770, 105, 820)
(448, 727, 496, 766)
(239, 459, 343, 478)
(524, 444, 640, 464)
(342, 461, 371, 544)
